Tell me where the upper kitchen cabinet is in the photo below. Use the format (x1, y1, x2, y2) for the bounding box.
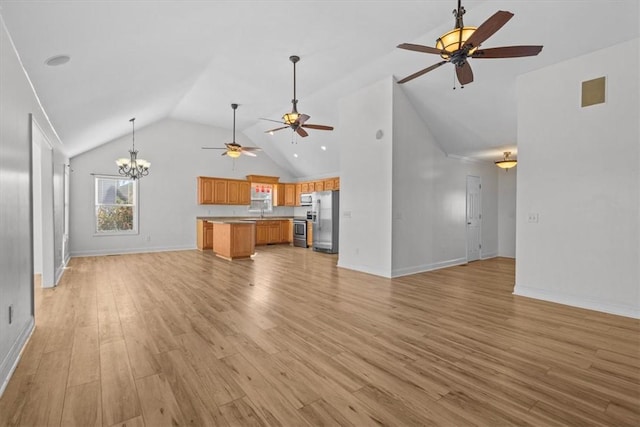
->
(228, 179, 250, 205)
(197, 176, 249, 205)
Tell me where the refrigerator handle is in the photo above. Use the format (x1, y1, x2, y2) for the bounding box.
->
(316, 199, 321, 230)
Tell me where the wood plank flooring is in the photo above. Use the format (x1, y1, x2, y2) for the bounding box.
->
(1, 247, 638, 426)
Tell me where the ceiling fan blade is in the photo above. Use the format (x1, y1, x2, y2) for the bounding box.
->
(260, 117, 285, 124)
(296, 127, 309, 137)
(397, 61, 447, 84)
(463, 10, 513, 49)
(241, 146, 262, 151)
(472, 45, 543, 59)
(264, 126, 289, 133)
(302, 124, 334, 131)
(397, 43, 445, 55)
(456, 62, 474, 85)
(298, 114, 310, 124)
(201, 147, 226, 150)
(241, 151, 257, 157)
(221, 151, 227, 156)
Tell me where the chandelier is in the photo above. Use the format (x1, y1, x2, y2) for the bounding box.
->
(116, 117, 150, 180)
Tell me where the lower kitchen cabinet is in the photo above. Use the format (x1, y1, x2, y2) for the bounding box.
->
(307, 221, 313, 247)
(255, 223, 269, 245)
(196, 219, 213, 250)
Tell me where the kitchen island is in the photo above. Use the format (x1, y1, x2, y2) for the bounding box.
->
(207, 219, 256, 260)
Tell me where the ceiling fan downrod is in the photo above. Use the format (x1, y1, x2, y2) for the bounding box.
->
(290, 55, 300, 113)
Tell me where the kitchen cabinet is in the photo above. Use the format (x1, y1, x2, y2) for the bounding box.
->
(281, 220, 293, 243)
(227, 179, 250, 205)
(254, 219, 293, 245)
(198, 177, 250, 205)
(284, 184, 296, 206)
(196, 219, 213, 250)
(307, 221, 313, 247)
(295, 184, 302, 206)
(273, 183, 286, 207)
(323, 178, 335, 191)
(314, 181, 324, 192)
(333, 177, 340, 190)
(268, 222, 281, 243)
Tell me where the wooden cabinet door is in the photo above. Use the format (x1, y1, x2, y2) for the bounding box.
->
(307, 221, 313, 247)
(300, 182, 309, 193)
(213, 179, 228, 204)
(307, 182, 315, 192)
(280, 220, 292, 243)
(295, 184, 302, 206)
(238, 181, 251, 205)
(204, 222, 214, 248)
(268, 223, 280, 243)
(255, 224, 269, 245)
(333, 177, 340, 190)
(198, 177, 215, 204)
(284, 184, 296, 206)
(273, 184, 285, 207)
(227, 180, 240, 205)
(314, 181, 324, 192)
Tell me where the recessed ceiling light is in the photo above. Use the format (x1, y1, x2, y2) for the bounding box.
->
(320, 146, 327, 151)
(45, 55, 71, 66)
(293, 153, 298, 158)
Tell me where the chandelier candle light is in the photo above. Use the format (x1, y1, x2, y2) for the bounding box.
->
(116, 117, 150, 179)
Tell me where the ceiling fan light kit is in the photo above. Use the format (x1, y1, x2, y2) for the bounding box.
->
(263, 55, 334, 138)
(495, 151, 517, 169)
(397, 0, 543, 86)
(201, 103, 261, 159)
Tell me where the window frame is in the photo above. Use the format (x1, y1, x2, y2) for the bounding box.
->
(93, 174, 139, 236)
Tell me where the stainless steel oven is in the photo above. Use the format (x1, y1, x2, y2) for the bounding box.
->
(293, 219, 307, 248)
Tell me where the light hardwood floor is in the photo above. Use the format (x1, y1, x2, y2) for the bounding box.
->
(1, 247, 639, 426)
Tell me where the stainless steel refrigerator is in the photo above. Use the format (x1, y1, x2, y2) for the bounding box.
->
(312, 190, 339, 253)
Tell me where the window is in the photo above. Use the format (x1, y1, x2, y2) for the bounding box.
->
(94, 175, 138, 235)
(248, 183, 273, 213)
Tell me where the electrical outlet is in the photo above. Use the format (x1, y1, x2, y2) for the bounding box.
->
(9, 305, 13, 324)
(528, 213, 539, 223)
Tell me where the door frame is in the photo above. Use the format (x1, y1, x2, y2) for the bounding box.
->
(466, 175, 482, 262)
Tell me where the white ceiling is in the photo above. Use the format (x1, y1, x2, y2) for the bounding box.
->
(1, 1, 638, 177)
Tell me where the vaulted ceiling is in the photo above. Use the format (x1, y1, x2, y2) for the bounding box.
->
(1, 1, 637, 177)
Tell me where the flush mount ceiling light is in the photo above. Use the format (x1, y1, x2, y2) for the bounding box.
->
(495, 151, 517, 169)
(116, 118, 150, 180)
(45, 54, 71, 66)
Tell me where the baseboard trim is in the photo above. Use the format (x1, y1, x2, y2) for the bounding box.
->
(0, 317, 35, 398)
(336, 261, 392, 278)
(481, 252, 498, 260)
(70, 245, 195, 258)
(391, 257, 468, 278)
(513, 284, 640, 319)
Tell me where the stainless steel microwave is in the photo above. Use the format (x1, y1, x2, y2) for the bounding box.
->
(300, 193, 313, 206)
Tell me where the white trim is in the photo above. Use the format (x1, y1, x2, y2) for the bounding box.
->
(481, 252, 498, 260)
(513, 284, 640, 319)
(336, 262, 392, 278)
(391, 257, 468, 278)
(70, 245, 194, 258)
(0, 318, 35, 398)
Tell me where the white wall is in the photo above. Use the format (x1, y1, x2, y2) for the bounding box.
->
(0, 17, 66, 396)
(337, 77, 499, 278)
(70, 118, 294, 256)
(498, 168, 517, 258)
(338, 77, 394, 277)
(515, 38, 639, 318)
(392, 84, 499, 276)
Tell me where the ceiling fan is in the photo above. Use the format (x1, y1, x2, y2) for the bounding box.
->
(202, 104, 261, 158)
(397, 0, 543, 86)
(263, 55, 334, 138)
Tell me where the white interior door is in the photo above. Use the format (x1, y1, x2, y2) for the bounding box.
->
(466, 175, 482, 262)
